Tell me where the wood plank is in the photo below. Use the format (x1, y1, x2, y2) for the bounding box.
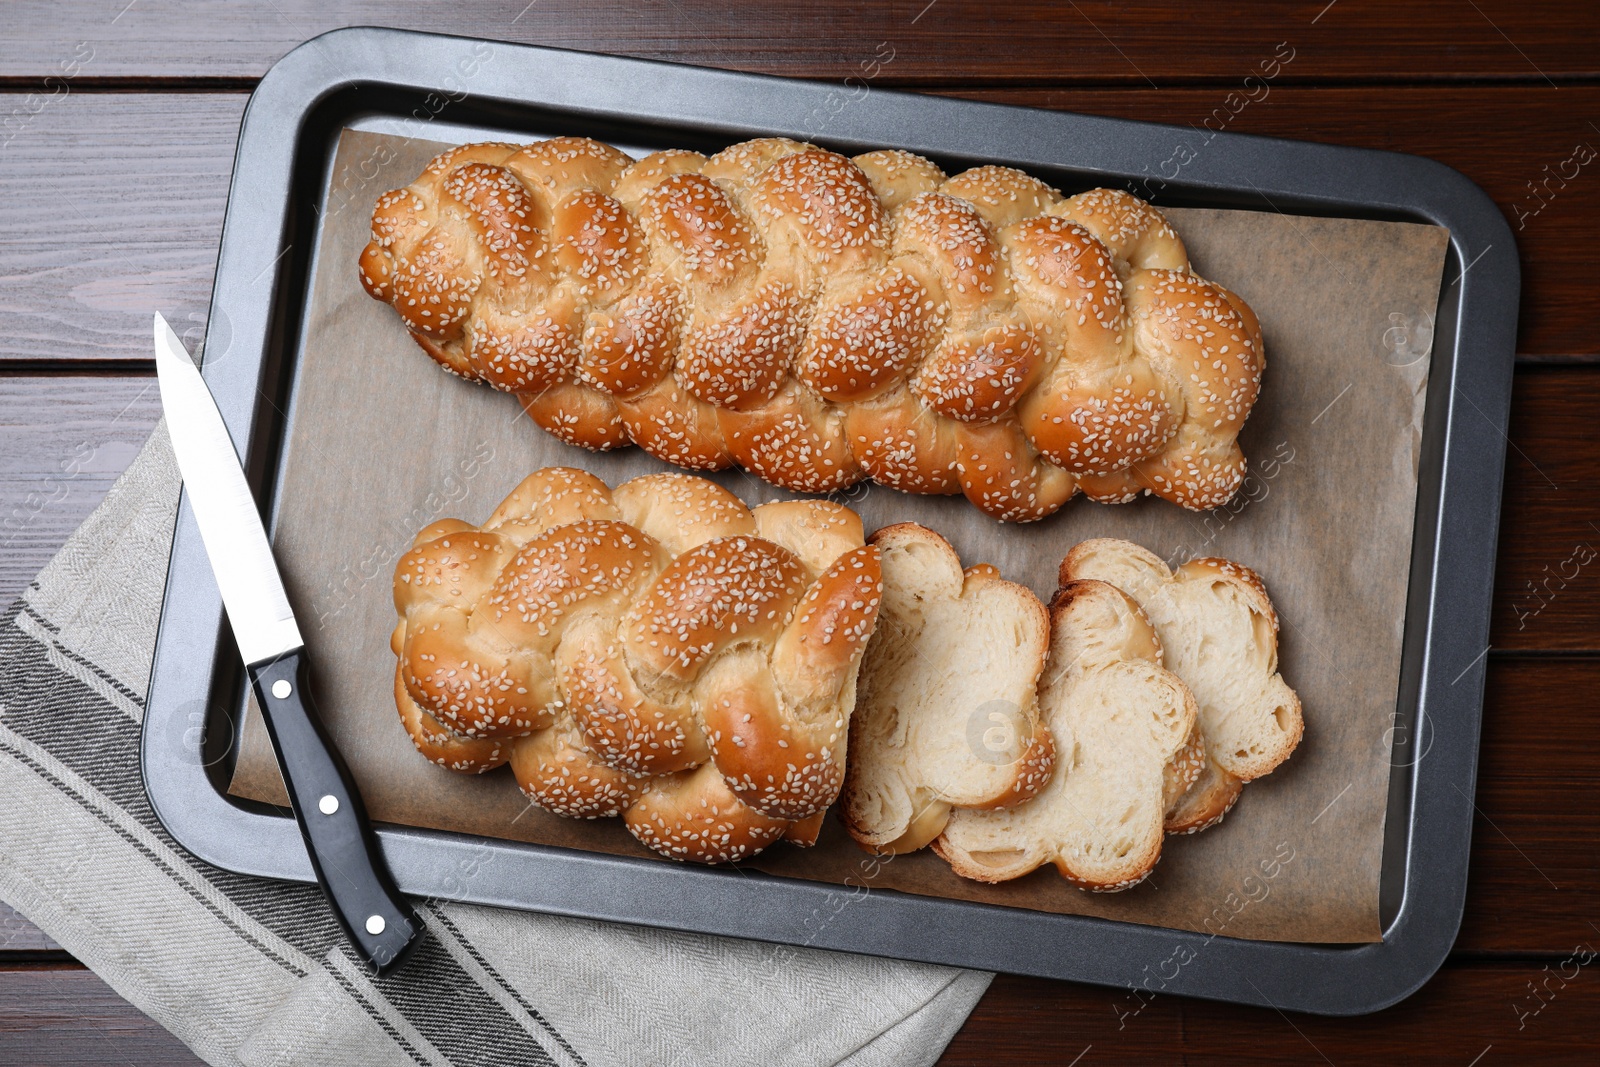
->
(3, 1, 1597, 84)
(0, 93, 241, 363)
(0, 377, 161, 604)
(0, 906, 57, 953)
(942, 965, 1182, 1063)
(2, 87, 1595, 363)
(1177, 962, 1600, 1064)
(6, 956, 1586, 1067)
(0, 967, 201, 1065)
(946, 959, 1600, 1064)
(1490, 369, 1600, 650)
(0, 5, 1591, 1062)
(1458, 657, 1600, 952)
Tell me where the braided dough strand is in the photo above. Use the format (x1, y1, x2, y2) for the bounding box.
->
(363, 137, 1263, 521)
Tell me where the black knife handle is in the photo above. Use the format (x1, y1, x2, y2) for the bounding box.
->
(248, 649, 421, 974)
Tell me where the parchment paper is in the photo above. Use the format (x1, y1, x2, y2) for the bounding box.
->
(229, 129, 1449, 944)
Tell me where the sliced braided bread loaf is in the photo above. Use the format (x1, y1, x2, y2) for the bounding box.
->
(934, 580, 1198, 889)
(390, 467, 882, 864)
(361, 136, 1264, 521)
(1061, 538, 1304, 833)
(841, 524, 1054, 853)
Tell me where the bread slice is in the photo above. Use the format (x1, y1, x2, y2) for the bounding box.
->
(1060, 539, 1303, 794)
(840, 523, 1054, 854)
(933, 580, 1198, 890)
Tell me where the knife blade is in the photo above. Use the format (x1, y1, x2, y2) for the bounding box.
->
(154, 313, 420, 974)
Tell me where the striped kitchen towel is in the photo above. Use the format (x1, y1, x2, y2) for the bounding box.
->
(0, 424, 989, 1067)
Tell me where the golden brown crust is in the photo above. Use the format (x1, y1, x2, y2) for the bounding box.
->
(482, 466, 619, 538)
(781, 810, 827, 847)
(508, 717, 649, 819)
(557, 618, 709, 776)
(940, 166, 1062, 229)
(578, 283, 680, 397)
(1050, 186, 1188, 271)
(394, 666, 512, 774)
(1008, 217, 1177, 479)
(518, 382, 630, 452)
(912, 324, 1043, 423)
(615, 377, 735, 472)
(718, 380, 864, 494)
(845, 388, 964, 496)
(611, 472, 757, 552)
(623, 764, 792, 865)
(364, 138, 1263, 522)
(623, 536, 808, 684)
(392, 526, 557, 739)
(850, 150, 946, 211)
(391, 467, 882, 864)
(1118, 271, 1264, 510)
(1164, 757, 1243, 835)
(1162, 721, 1207, 820)
(797, 269, 940, 403)
(702, 542, 883, 820)
(954, 418, 1077, 522)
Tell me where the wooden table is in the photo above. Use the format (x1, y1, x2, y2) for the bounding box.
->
(3, 2, 1596, 1062)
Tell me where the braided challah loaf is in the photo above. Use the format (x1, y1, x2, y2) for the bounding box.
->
(361, 136, 1264, 521)
(390, 467, 883, 863)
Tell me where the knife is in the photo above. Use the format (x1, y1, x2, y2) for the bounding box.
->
(153, 313, 421, 974)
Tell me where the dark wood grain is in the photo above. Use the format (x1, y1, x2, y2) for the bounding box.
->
(0, 376, 161, 603)
(941, 959, 1600, 1065)
(4, 1, 1597, 85)
(4, 957, 1595, 1067)
(0, 906, 57, 952)
(0, 93, 240, 363)
(3, 87, 1597, 363)
(1457, 656, 1600, 952)
(1490, 369, 1600, 650)
(0, 968, 202, 1065)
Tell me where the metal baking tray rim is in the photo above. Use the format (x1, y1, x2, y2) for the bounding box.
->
(143, 27, 1519, 1016)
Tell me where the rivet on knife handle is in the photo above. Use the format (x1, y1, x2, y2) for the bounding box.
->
(249, 649, 420, 973)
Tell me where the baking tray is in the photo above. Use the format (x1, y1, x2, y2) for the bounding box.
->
(143, 27, 1518, 1015)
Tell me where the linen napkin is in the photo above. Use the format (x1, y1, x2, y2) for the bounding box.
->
(0, 423, 989, 1067)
